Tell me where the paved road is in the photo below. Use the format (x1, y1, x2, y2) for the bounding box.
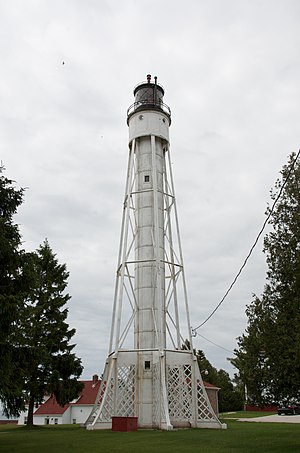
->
(238, 414, 300, 423)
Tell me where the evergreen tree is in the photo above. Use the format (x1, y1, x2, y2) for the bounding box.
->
(16, 240, 83, 425)
(233, 152, 300, 405)
(196, 350, 243, 412)
(0, 167, 27, 416)
(215, 369, 243, 412)
(0, 169, 83, 422)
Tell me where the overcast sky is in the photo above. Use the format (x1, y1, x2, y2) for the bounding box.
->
(1, 0, 299, 380)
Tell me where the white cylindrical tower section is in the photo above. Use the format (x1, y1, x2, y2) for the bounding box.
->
(127, 76, 171, 351)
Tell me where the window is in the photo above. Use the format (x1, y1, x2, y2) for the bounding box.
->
(45, 418, 50, 425)
(144, 175, 150, 183)
(72, 419, 77, 424)
(144, 360, 151, 370)
(54, 418, 58, 425)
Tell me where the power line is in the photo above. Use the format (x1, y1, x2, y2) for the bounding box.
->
(192, 149, 300, 334)
(195, 332, 234, 354)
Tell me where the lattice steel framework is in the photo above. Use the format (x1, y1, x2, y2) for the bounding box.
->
(107, 137, 191, 353)
(86, 77, 225, 430)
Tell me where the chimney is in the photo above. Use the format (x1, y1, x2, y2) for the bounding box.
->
(92, 374, 98, 383)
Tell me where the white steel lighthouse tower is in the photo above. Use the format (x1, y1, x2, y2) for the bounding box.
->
(86, 75, 224, 430)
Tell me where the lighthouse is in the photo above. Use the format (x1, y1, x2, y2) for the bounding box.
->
(86, 76, 224, 430)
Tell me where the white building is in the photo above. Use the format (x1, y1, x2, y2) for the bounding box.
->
(18, 375, 100, 426)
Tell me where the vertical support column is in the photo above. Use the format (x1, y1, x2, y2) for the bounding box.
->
(151, 134, 165, 350)
(160, 352, 172, 430)
(163, 146, 181, 349)
(166, 147, 193, 350)
(111, 140, 136, 353)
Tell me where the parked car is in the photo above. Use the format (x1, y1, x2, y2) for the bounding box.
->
(277, 402, 300, 415)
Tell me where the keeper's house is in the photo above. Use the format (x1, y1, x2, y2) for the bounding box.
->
(18, 375, 100, 426)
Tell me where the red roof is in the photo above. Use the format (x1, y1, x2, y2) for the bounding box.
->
(74, 379, 101, 405)
(34, 378, 100, 416)
(34, 397, 70, 415)
(203, 381, 220, 390)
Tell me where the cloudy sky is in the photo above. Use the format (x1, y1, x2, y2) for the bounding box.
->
(1, 0, 299, 380)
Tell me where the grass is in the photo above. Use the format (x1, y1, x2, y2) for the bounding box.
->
(221, 411, 275, 418)
(1, 416, 300, 453)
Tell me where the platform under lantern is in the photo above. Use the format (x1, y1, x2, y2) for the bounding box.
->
(86, 75, 225, 430)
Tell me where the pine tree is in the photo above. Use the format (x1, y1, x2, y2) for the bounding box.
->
(0, 167, 26, 416)
(233, 152, 300, 404)
(16, 240, 83, 425)
(0, 169, 83, 422)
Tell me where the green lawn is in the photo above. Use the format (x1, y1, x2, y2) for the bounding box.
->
(221, 411, 275, 418)
(1, 418, 300, 453)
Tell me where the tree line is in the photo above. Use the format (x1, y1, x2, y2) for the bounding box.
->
(2, 150, 298, 421)
(232, 151, 300, 406)
(0, 167, 83, 425)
